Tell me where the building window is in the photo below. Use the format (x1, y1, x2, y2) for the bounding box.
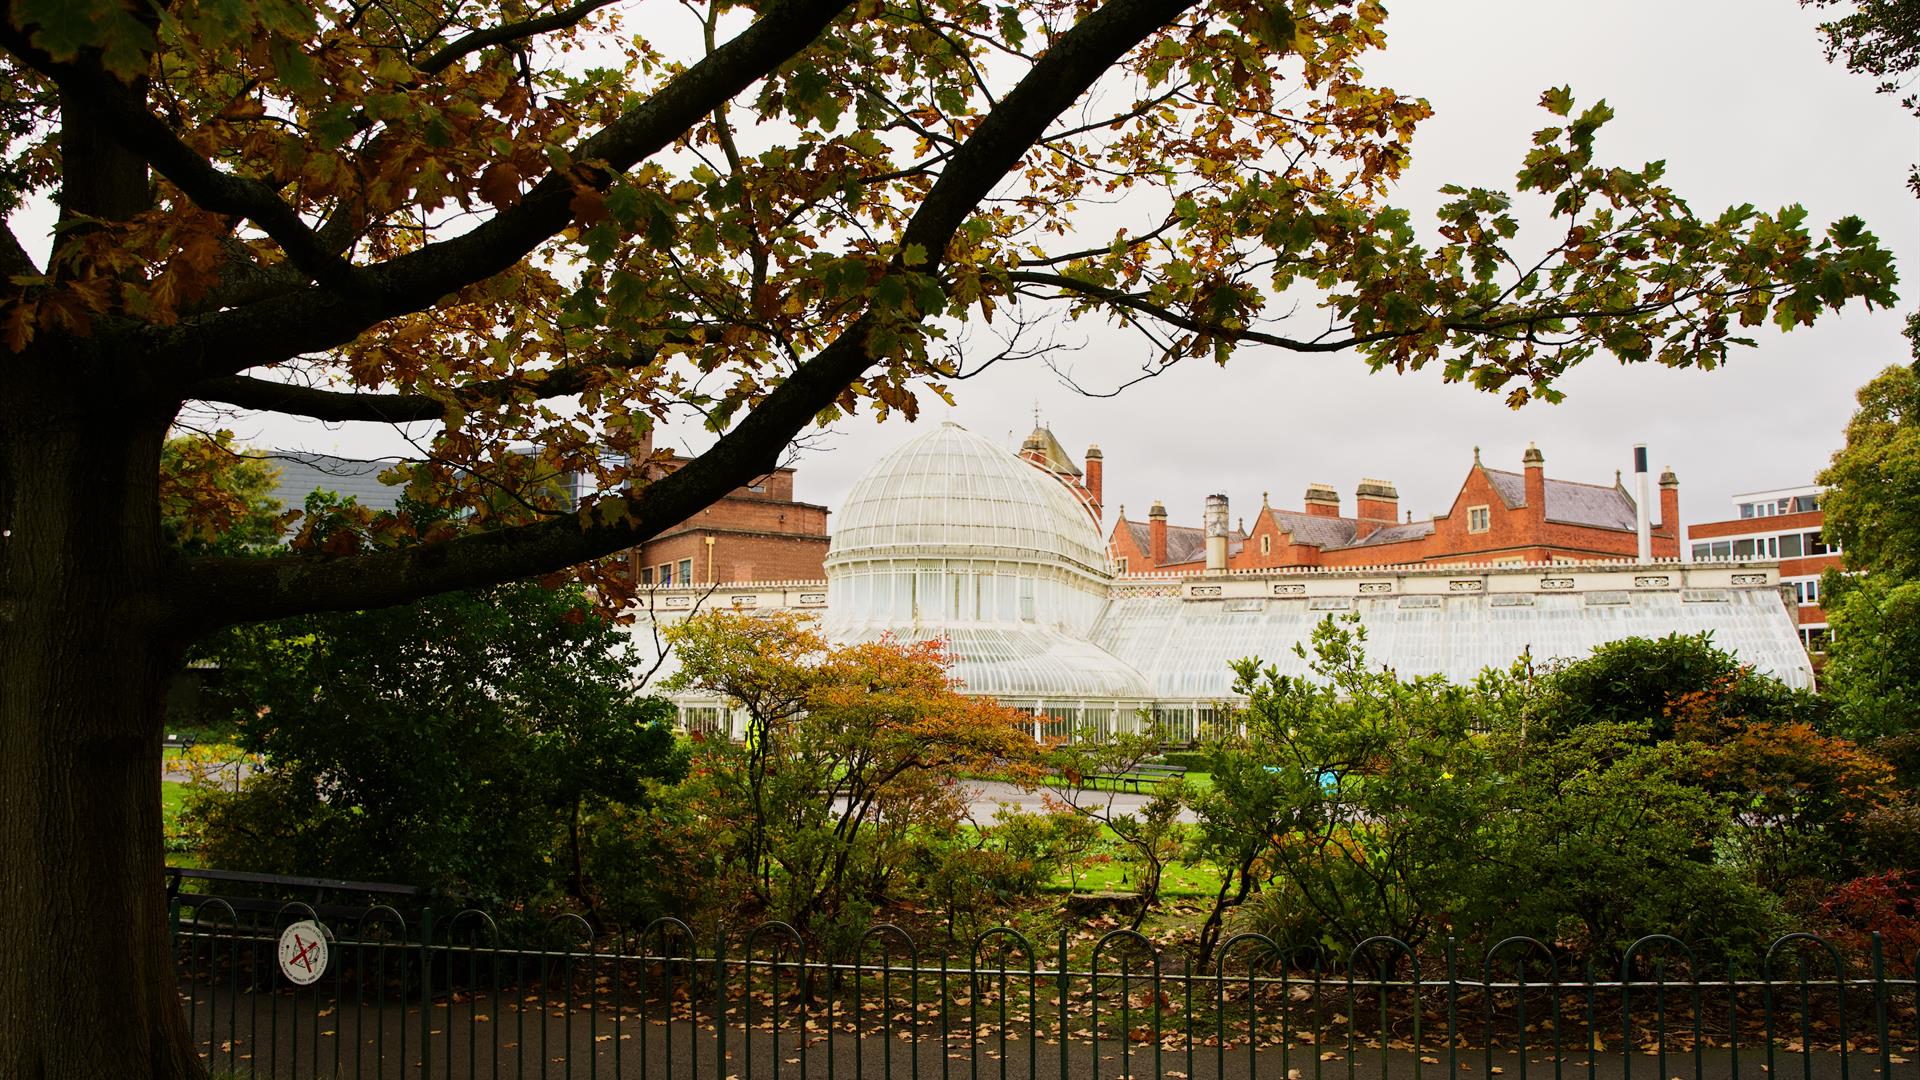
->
(748, 482, 766, 493)
(679, 558, 694, 584)
(1116, 557, 1128, 573)
(1467, 505, 1491, 533)
(1794, 495, 1819, 512)
(1260, 534, 1273, 555)
(659, 563, 672, 585)
(1777, 532, 1803, 558)
(1791, 578, 1820, 606)
(641, 566, 655, 585)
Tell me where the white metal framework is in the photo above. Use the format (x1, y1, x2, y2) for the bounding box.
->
(631, 425, 1818, 740)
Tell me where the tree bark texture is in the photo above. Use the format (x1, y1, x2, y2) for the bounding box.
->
(0, 374, 201, 1079)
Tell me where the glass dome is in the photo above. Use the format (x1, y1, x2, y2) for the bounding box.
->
(824, 422, 1149, 703)
(826, 422, 1110, 579)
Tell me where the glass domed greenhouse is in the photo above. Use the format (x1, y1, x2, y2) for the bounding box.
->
(633, 423, 1815, 741)
(823, 423, 1151, 735)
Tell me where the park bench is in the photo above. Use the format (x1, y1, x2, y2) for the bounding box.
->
(162, 732, 195, 752)
(1116, 762, 1186, 793)
(1055, 761, 1187, 794)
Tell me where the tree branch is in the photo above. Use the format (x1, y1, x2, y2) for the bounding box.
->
(190, 346, 663, 423)
(1007, 269, 1348, 351)
(0, 220, 38, 281)
(0, 24, 366, 293)
(417, 0, 622, 75)
(141, 0, 862, 386)
(170, 0, 1204, 627)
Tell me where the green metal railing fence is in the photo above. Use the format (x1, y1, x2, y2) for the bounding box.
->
(171, 896, 1919, 1080)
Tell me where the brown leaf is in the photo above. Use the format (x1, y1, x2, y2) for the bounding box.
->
(483, 160, 529, 206)
(570, 187, 609, 226)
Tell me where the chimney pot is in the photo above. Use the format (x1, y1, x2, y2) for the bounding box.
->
(1355, 478, 1399, 525)
(1304, 482, 1341, 518)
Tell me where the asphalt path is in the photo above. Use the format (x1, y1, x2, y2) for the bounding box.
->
(179, 988, 1881, 1080)
(958, 780, 1200, 824)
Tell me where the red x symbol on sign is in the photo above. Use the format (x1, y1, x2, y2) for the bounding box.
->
(289, 933, 319, 973)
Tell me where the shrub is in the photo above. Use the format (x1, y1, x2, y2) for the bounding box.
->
(1536, 632, 1824, 741)
(187, 582, 685, 909)
(1820, 872, 1920, 969)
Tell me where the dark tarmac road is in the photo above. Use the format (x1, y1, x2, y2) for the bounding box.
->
(180, 987, 1892, 1080)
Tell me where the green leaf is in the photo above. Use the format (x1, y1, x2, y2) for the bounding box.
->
(1539, 85, 1574, 117)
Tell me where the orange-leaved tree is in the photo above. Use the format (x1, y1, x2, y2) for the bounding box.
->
(664, 611, 1036, 940)
(0, 0, 1900, 1072)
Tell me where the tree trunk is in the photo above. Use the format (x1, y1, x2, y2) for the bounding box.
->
(0, 381, 202, 1079)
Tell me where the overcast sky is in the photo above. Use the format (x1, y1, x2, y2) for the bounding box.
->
(896, 0, 1920, 533)
(21, 0, 1913, 534)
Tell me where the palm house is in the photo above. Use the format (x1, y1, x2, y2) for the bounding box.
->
(631, 423, 1815, 740)
(822, 423, 1152, 736)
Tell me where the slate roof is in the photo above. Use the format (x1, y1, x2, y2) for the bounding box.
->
(1267, 509, 1360, 549)
(1120, 520, 1246, 565)
(1482, 469, 1639, 531)
(267, 452, 408, 513)
(1022, 425, 1082, 477)
(1345, 519, 1437, 547)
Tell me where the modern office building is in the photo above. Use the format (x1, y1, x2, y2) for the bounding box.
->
(1689, 485, 1840, 651)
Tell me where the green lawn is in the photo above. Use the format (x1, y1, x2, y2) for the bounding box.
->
(1046, 857, 1222, 897)
(161, 780, 203, 868)
(162, 779, 187, 825)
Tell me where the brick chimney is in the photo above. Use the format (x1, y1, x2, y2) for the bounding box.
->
(1355, 479, 1398, 522)
(1522, 443, 1546, 526)
(1084, 445, 1103, 516)
(1304, 483, 1341, 518)
(1659, 465, 1680, 538)
(1148, 501, 1168, 566)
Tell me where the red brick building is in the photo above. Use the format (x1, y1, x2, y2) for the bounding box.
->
(629, 458, 830, 585)
(1687, 485, 1839, 651)
(1017, 425, 1103, 520)
(1109, 445, 1682, 574)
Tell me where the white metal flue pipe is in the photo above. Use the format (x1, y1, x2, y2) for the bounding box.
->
(1633, 444, 1652, 562)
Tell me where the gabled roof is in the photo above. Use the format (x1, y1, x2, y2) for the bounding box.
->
(1022, 426, 1082, 477)
(1482, 469, 1639, 531)
(1119, 520, 1245, 565)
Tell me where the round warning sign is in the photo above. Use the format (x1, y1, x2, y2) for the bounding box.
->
(277, 920, 330, 985)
